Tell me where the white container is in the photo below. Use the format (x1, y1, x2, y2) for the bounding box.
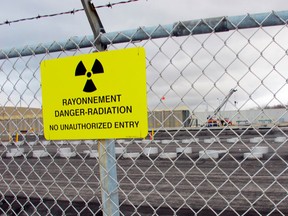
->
(115, 147, 126, 155)
(143, 147, 158, 156)
(190, 138, 199, 142)
(55, 140, 65, 145)
(123, 152, 140, 159)
(250, 137, 263, 143)
(84, 140, 96, 145)
(176, 147, 192, 154)
(70, 140, 81, 145)
(83, 150, 97, 156)
(59, 151, 76, 158)
(116, 139, 125, 144)
(90, 150, 99, 158)
(141, 140, 150, 145)
(59, 148, 76, 158)
(181, 139, 190, 144)
(182, 138, 199, 144)
(243, 152, 263, 159)
(251, 146, 269, 154)
(227, 138, 239, 143)
(274, 137, 286, 143)
(42, 140, 50, 145)
(58, 147, 76, 158)
(199, 150, 219, 159)
(6, 151, 22, 157)
(159, 152, 177, 159)
(10, 148, 24, 153)
(204, 138, 219, 144)
(33, 150, 49, 158)
(6, 148, 24, 157)
(215, 150, 227, 154)
(59, 148, 71, 153)
(161, 140, 170, 145)
(83, 150, 91, 155)
(28, 140, 38, 146)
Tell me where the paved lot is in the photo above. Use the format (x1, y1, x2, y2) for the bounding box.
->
(0, 127, 288, 215)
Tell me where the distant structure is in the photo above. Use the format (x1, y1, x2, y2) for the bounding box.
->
(194, 108, 288, 127)
(148, 108, 192, 129)
(1, 106, 287, 139)
(0, 107, 42, 136)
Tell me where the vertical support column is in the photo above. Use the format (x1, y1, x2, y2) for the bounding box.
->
(98, 139, 119, 216)
(81, 1, 119, 215)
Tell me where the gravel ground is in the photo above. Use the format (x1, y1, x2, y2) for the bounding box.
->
(0, 127, 287, 215)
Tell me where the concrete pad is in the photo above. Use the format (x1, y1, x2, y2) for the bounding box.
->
(199, 150, 219, 159)
(33, 150, 49, 158)
(176, 147, 192, 154)
(159, 152, 177, 159)
(243, 152, 263, 159)
(143, 147, 158, 156)
(123, 152, 140, 159)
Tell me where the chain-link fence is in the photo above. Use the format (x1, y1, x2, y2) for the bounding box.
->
(1, 10, 288, 215)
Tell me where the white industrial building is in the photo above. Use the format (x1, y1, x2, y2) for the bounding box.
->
(193, 108, 288, 127)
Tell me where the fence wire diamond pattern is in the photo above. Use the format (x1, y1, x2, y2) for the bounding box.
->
(0, 11, 288, 215)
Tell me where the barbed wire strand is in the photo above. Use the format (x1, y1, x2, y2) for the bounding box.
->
(0, 0, 143, 26)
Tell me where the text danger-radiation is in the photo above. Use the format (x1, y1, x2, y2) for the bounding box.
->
(54, 106, 132, 117)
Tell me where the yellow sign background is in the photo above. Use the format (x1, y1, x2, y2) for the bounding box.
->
(40, 47, 147, 140)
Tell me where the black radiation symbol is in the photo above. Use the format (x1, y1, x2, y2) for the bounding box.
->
(75, 59, 104, 92)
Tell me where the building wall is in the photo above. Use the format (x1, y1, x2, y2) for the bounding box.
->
(0, 107, 43, 136)
(148, 109, 191, 128)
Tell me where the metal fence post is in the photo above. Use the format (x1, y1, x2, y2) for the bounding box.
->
(81, 1, 119, 215)
(98, 139, 119, 216)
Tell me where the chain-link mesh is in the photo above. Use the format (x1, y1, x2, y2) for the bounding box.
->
(1, 11, 288, 215)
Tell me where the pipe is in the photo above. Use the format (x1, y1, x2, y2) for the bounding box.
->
(0, 10, 287, 59)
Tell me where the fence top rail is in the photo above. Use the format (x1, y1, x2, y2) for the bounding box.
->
(0, 10, 287, 60)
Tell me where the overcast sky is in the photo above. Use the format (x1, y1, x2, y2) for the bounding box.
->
(0, 0, 287, 47)
(0, 0, 288, 113)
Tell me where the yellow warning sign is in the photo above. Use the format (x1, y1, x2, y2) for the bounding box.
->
(40, 47, 148, 140)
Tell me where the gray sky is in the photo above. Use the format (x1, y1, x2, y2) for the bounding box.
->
(0, 0, 286, 47)
(0, 0, 288, 111)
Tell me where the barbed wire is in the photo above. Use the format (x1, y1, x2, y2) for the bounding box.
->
(0, 0, 143, 26)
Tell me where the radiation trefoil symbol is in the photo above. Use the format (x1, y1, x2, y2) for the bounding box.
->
(75, 59, 104, 93)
